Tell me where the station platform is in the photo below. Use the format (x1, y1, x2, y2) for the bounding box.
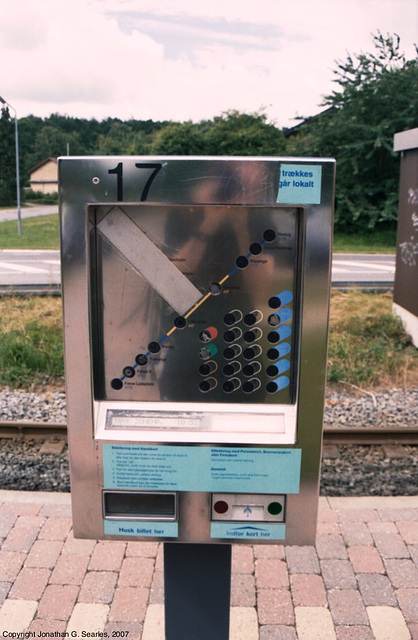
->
(0, 491, 417, 640)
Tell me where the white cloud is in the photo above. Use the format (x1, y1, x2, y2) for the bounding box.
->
(0, 0, 416, 126)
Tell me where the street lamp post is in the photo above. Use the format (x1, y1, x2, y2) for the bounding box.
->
(0, 96, 22, 235)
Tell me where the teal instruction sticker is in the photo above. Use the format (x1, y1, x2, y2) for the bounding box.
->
(211, 522, 286, 540)
(104, 519, 178, 538)
(103, 444, 301, 494)
(277, 164, 322, 204)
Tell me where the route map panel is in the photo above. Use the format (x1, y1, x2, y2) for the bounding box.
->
(90, 203, 302, 405)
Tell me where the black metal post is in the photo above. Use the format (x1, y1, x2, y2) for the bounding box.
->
(164, 543, 232, 640)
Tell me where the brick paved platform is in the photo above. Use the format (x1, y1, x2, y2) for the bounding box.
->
(1, 491, 417, 639)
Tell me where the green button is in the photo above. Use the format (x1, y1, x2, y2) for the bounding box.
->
(267, 501, 283, 516)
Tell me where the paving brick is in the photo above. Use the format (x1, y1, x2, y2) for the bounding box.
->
(39, 503, 72, 518)
(62, 531, 97, 556)
(9, 567, 50, 600)
(410, 545, 418, 568)
(0, 599, 38, 632)
(340, 522, 373, 547)
(149, 571, 164, 605)
(25, 539, 64, 568)
(141, 603, 163, 640)
(231, 573, 256, 607)
(337, 509, 379, 523)
(28, 618, 67, 634)
(230, 607, 258, 640)
(348, 546, 385, 573)
(396, 589, 418, 623)
(155, 544, 164, 571)
(0, 582, 11, 606)
(2, 516, 44, 552)
(38, 516, 72, 540)
(397, 521, 418, 545)
(255, 559, 289, 589)
(295, 606, 336, 640)
(316, 534, 347, 560)
(285, 546, 320, 574)
(379, 508, 418, 522)
(328, 589, 368, 625)
(49, 553, 90, 585)
(409, 622, 418, 640)
(372, 532, 409, 558)
(0, 502, 41, 517)
(254, 544, 285, 560)
(257, 589, 294, 626)
(37, 584, 79, 620)
(67, 602, 109, 635)
(118, 556, 155, 588)
(335, 626, 374, 640)
(290, 574, 327, 607)
(317, 522, 341, 535)
(259, 625, 298, 639)
(232, 545, 254, 573)
(79, 571, 118, 604)
(367, 605, 411, 640)
(106, 622, 144, 638)
(109, 586, 149, 623)
(0, 551, 25, 582)
(385, 558, 418, 588)
(126, 541, 159, 557)
(368, 521, 398, 534)
(320, 559, 356, 589)
(0, 514, 16, 538)
(357, 574, 397, 606)
(89, 540, 126, 571)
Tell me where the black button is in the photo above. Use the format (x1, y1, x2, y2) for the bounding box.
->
(135, 353, 148, 366)
(244, 330, 256, 343)
(223, 347, 236, 360)
(111, 378, 123, 390)
(223, 364, 235, 377)
(267, 348, 279, 360)
(174, 316, 187, 329)
(267, 331, 280, 344)
(223, 380, 235, 393)
(199, 380, 211, 392)
(249, 242, 262, 255)
(268, 296, 281, 309)
(224, 313, 237, 326)
(263, 229, 276, 242)
(244, 313, 257, 326)
(148, 341, 161, 353)
(223, 330, 236, 343)
(243, 364, 255, 376)
(266, 365, 279, 377)
(199, 364, 211, 376)
(243, 347, 255, 360)
(266, 381, 278, 393)
(243, 381, 255, 393)
(123, 366, 135, 378)
(236, 256, 249, 269)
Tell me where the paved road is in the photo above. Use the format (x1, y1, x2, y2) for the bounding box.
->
(0, 204, 57, 224)
(0, 250, 396, 288)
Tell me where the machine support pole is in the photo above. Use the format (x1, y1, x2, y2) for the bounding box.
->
(164, 543, 232, 640)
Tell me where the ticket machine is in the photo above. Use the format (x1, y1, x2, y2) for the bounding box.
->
(59, 156, 335, 546)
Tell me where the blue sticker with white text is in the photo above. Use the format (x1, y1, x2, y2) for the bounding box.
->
(277, 164, 322, 204)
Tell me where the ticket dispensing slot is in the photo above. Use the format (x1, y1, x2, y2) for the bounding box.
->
(103, 491, 178, 522)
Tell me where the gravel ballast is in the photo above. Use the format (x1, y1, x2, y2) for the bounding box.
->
(0, 387, 417, 495)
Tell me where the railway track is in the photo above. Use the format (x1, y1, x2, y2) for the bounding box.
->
(0, 420, 417, 445)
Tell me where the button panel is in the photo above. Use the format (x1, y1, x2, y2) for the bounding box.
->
(212, 493, 286, 522)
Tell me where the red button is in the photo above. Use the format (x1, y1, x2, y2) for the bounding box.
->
(214, 500, 229, 514)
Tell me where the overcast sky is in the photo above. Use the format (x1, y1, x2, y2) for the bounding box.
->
(0, 0, 417, 128)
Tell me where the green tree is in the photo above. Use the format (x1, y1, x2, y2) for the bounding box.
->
(286, 33, 418, 233)
(0, 107, 17, 206)
(204, 110, 286, 156)
(150, 121, 205, 155)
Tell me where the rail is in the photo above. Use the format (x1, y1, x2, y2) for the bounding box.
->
(0, 420, 417, 445)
